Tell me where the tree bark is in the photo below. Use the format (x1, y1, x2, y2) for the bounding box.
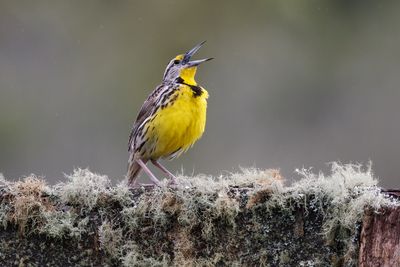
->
(359, 190, 400, 267)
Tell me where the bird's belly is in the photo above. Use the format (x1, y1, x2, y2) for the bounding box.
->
(148, 94, 207, 159)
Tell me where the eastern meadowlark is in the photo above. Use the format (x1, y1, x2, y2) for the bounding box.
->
(128, 42, 212, 187)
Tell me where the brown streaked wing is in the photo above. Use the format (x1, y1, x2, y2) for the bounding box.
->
(128, 84, 165, 152)
(128, 99, 154, 152)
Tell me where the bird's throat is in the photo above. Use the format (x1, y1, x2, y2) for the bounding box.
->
(179, 67, 197, 85)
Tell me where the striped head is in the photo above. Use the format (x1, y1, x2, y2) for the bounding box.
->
(162, 41, 213, 84)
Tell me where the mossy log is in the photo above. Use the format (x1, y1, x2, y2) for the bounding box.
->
(0, 165, 398, 266)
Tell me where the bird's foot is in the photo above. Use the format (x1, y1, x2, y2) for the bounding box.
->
(129, 183, 159, 189)
(167, 175, 178, 187)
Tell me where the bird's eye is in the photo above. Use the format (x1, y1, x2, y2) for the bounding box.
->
(173, 60, 180, 64)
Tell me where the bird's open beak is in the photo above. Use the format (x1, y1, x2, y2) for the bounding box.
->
(186, 57, 213, 67)
(183, 41, 213, 67)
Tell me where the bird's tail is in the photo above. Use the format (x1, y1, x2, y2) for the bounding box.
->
(127, 156, 143, 187)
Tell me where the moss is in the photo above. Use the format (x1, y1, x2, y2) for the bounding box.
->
(56, 168, 111, 211)
(98, 220, 123, 260)
(6, 176, 52, 235)
(40, 211, 88, 239)
(279, 251, 290, 265)
(0, 163, 398, 266)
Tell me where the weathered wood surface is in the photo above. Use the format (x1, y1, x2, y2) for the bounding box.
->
(358, 190, 400, 267)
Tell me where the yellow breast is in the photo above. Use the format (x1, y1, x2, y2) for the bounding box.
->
(145, 84, 208, 159)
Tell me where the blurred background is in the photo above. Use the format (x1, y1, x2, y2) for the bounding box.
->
(1, 1, 399, 187)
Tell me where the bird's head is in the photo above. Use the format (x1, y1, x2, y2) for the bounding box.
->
(162, 41, 213, 85)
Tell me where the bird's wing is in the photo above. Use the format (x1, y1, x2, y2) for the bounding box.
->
(128, 83, 166, 152)
(128, 97, 155, 152)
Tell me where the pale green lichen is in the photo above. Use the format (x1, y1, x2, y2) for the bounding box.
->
(39, 211, 88, 239)
(173, 167, 284, 193)
(98, 220, 123, 258)
(121, 243, 170, 267)
(0, 173, 7, 186)
(107, 182, 134, 206)
(0, 163, 398, 266)
(56, 168, 111, 210)
(289, 163, 397, 234)
(0, 203, 8, 229)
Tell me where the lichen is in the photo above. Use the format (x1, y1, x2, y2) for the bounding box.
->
(0, 163, 398, 266)
(98, 220, 123, 258)
(121, 243, 170, 267)
(290, 163, 396, 253)
(6, 175, 52, 234)
(56, 168, 111, 210)
(40, 211, 88, 239)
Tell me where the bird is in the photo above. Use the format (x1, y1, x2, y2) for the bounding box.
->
(127, 41, 212, 187)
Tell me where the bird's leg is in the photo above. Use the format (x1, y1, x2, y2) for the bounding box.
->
(128, 158, 147, 188)
(151, 160, 178, 185)
(136, 159, 162, 187)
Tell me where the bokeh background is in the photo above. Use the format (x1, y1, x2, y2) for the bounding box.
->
(1, 1, 399, 187)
